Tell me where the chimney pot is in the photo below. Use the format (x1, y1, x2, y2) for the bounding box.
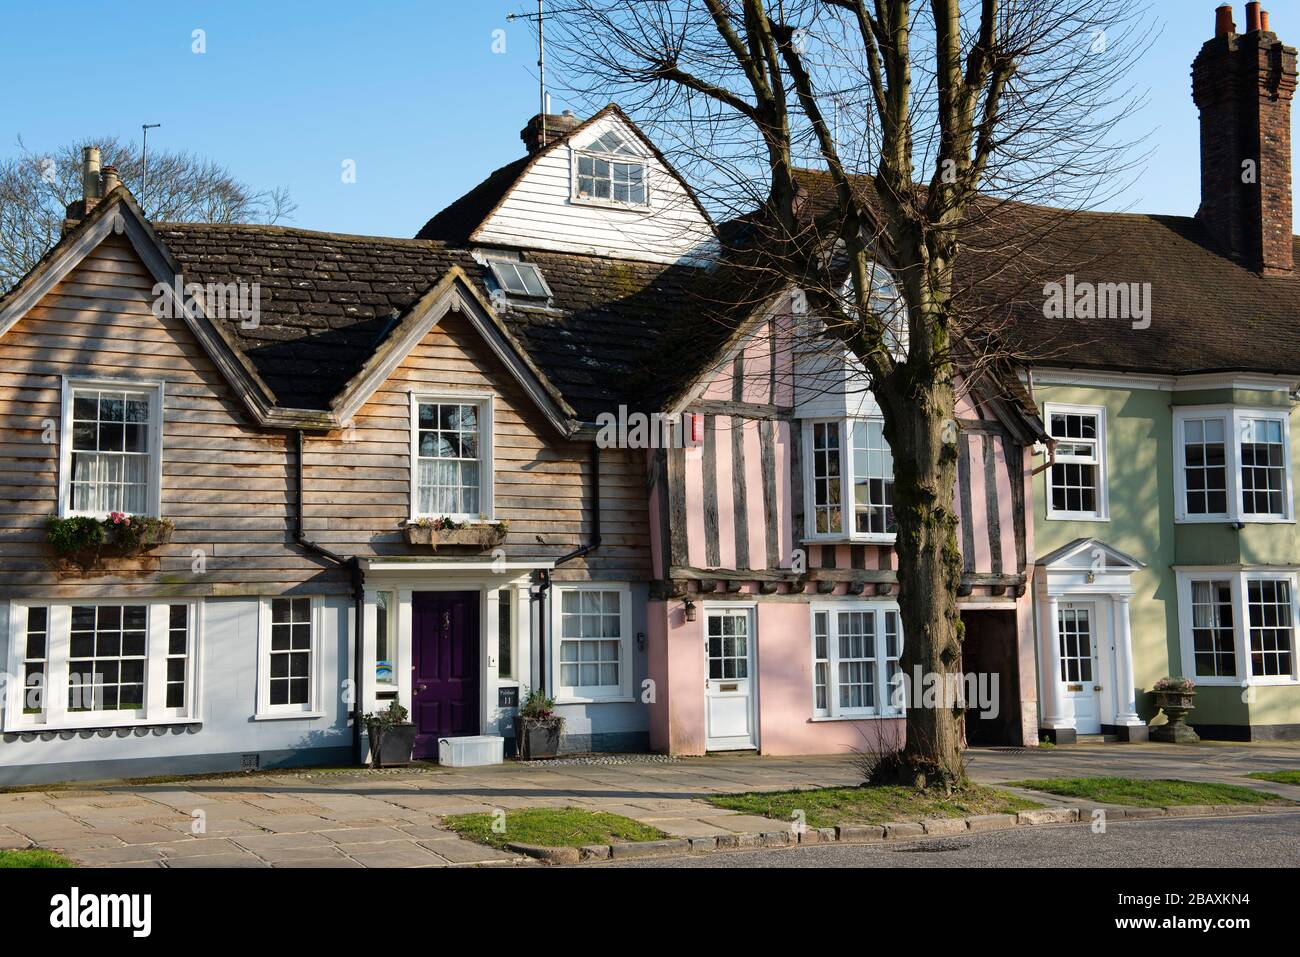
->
(81, 146, 102, 203)
(1262, 10, 1271, 32)
(1216, 3, 1236, 36)
(1246, 1, 1262, 33)
(102, 165, 122, 194)
(520, 111, 583, 154)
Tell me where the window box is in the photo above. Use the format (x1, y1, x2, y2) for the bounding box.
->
(403, 521, 508, 550)
(47, 514, 174, 569)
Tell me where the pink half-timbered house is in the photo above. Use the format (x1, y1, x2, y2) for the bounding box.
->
(644, 278, 1046, 755)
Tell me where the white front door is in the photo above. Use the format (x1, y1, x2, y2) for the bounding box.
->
(704, 607, 757, 751)
(1057, 602, 1102, 734)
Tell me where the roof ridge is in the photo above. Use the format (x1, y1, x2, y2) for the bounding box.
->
(155, 220, 450, 248)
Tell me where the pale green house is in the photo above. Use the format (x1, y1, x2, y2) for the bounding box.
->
(1015, 7, 1300, 742)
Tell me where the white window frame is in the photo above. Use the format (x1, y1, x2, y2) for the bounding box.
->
(1173, 407, 1293, 523)
(58, 376, 164, 519)
(1044, 402, 1109, 521)
(570, 133, 651, 209)
(801, 418, 897, 544)
(255, 596, 323, 719)
(1175, 569, 1300, 687)
(374, 590, 398, 690)
(550, 583, 633, 704)
(3, 599, 201, 732)
(408, 391, 495, 523)
(809, 602, 904, 719)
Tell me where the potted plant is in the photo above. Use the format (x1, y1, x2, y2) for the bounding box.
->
(363, 700, 417, 767)
(513, 687, 564, 760)
(47, 513, 174, 569)
(403, 515, 508, 551)
(1150, 676, 1199, 744)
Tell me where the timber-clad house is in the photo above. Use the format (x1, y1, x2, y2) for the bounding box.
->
(0, 103, 1044, 783)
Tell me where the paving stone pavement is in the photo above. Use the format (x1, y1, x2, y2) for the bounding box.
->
(0, 741, 1296, 867)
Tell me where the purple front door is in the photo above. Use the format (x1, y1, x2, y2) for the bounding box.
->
(411, 591, 480, 760)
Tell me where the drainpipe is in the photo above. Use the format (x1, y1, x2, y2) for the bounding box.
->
(293, 430, 367, 765)
(535, 442, 603, 694)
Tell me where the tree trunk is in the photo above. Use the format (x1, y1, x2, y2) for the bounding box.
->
(876, 351, 966, 789)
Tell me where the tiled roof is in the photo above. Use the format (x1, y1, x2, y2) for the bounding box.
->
(157, 222, 707, 419)
(791, 167, 1300, 379)
(413, 157, 531, 243)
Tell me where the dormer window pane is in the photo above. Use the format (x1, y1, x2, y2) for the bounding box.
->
(488, 261, 549, 299)
(577, 149, 648, 206)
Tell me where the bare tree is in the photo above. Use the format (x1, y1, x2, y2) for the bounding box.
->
(548, 0, 1151, 787)
(0, 136, 296, 289)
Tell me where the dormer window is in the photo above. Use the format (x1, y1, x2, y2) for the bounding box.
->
(487, 260, 550, 299)
(575, 130, 649, 206)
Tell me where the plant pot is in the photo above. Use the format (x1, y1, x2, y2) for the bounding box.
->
(513, 715, 562, 760)
(370, 722, 417, 767)
(403, 524, 507, 550)
(1151, 690, 1199, 744)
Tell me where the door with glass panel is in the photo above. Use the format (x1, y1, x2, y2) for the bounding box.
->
(1057, 602, 1101, 734)
(704, 608, 757, 751)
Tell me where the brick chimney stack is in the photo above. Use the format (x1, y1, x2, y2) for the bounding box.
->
(1192, 4, 1298, 275)
(520, 110, 581, 154)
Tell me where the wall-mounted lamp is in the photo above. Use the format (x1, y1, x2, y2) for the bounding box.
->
(683, 598, 697, 622)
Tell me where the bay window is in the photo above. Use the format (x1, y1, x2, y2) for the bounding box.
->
(804, 418, 896, 541)
(1176, 570, 1299, 685)
(60, 379, 163, 518)
(810, 604, 903, 718)
(1174, 408, 1292, 522)
(410, 393, 494, 521)
(5, 601, 199, 731)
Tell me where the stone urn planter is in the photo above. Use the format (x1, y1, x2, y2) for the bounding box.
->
(1150, 679, 1199, 743)
(403, 521, 507, 551)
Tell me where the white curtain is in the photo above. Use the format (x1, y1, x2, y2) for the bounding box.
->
(72, 453, 147, 514)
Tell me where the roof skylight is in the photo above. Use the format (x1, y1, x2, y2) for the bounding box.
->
(488, 260, 550, 298)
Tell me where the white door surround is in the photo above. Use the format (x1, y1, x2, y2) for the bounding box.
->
(357, 559, 548, 750)
(704, 605, 758, 751)
(1035, 539, 1147, 743)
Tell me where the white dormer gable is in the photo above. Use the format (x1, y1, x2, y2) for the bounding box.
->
(472, 106, 715, 265)
(793, 261, 906, 420)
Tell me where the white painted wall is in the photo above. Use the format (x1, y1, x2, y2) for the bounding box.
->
(474, 112, 716, 265)
(0, 597, 353, 785)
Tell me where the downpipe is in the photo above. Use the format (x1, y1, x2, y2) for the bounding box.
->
(292, 430, 367, 766)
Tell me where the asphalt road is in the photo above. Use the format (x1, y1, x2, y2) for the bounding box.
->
(594, 811, 1300, 868)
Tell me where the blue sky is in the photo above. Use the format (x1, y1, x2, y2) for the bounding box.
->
(0, 1, 1272, 235)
